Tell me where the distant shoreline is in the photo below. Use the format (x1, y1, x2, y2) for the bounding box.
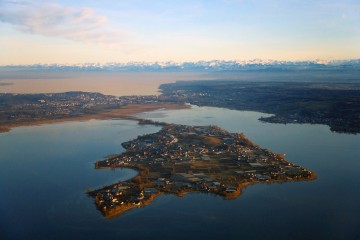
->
(0, 102, 190, 133)
(0, 82, 13, 86)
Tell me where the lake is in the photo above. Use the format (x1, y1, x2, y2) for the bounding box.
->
(0, 106, 359, 240)
(0, 71, 212, 96)
(2, 70, 357, 96)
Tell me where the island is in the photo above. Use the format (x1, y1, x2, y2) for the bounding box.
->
(0, 89, 318, 218)
(88, 123, 316, 217)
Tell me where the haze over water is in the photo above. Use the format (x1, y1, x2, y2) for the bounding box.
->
(2, 70, 358, 96)
(0, 72, 211, 96)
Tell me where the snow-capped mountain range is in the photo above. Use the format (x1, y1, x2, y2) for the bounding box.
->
(1, 59, 360, 71)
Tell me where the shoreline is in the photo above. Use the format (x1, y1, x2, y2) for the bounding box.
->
(0, 102, 190, 133)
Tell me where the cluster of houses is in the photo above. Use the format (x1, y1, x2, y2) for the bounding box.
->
(4, 92, 161, 121)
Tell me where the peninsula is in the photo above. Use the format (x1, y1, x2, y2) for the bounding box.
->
(160, 81, 360, 134)
(89, 124, 316, 217)
(0, 91, 188, 133)
(2, 80, 360, 134)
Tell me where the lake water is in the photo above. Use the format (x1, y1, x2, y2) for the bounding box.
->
(2, 70, 357, 96)
(1, 106, 359, 240)
(0, 71, 212, 96)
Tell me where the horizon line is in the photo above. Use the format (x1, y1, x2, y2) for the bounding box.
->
(1, 58, 360, 67)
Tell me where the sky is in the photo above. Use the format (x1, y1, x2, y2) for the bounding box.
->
(0, 0, 359, 65)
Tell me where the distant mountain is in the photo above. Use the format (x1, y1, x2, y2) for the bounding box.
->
(1, 59, 360, 72)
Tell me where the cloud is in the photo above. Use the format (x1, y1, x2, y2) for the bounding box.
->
(0, 0, 129, 50)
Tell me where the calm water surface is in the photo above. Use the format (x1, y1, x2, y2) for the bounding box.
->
(1, 106, 359, 240)
(0, 71, 211, 96)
